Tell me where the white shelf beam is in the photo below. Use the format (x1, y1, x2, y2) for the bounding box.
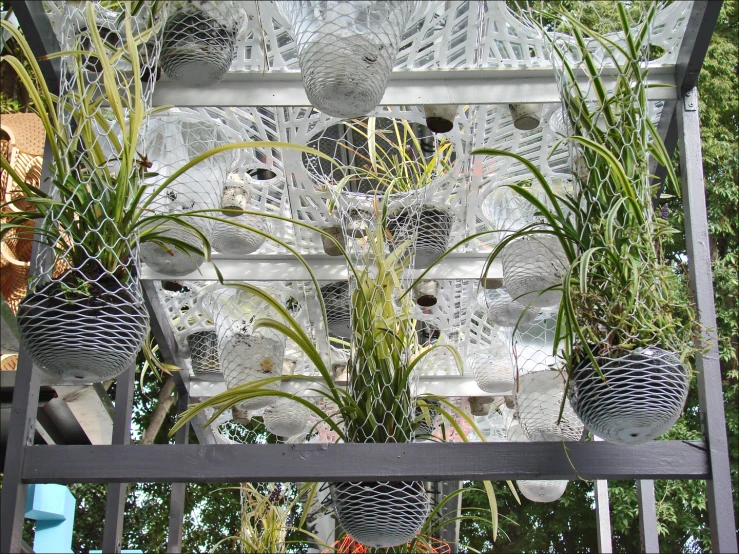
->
(153, 66, 677, 108)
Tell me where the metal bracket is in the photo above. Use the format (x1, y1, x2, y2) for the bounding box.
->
(683, 88, 698, 111)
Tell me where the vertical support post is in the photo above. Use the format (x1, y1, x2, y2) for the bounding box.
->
(677, 86, 738, 553)
(594, 480, 613, 554)
(166, 389, 189, 553)
(437, 481, 461, 548)
(101, 365, 135, 553)
(636, 480, 659, 553)
(0, 140, 55, 553)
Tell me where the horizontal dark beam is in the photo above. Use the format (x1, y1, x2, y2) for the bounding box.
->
(23, 441, 709, 484)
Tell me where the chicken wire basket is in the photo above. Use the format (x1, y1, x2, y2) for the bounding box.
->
(501, 234, 568, 308)
(16, 2, 156, 381)
(205, 285, 287, 411)
(569, 347, 689, 445)
(263, 398, 312, 439)
(515, 371, 583, 442)
(212, 183, 271, 255)
(161, 1, 245, 85)
(320, 281, 351, 339)
(467, 338, 513, 394)
(276, 1, 418, 118)
(507, 421, 568, 503)
(186, 330, 221, 380)
(330, 481, 430, 549)
(481, 287, 538, 328)
(141, 112, 235, 276)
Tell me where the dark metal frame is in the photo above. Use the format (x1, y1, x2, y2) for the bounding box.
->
(2, 2, 736, 553)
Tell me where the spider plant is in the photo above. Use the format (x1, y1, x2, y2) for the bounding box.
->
(466, 3, 697, 377)
(212, 483, 326, 553)
(329, 117, 454, 197)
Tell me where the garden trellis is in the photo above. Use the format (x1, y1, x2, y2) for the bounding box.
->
(1, 2, 736, 554)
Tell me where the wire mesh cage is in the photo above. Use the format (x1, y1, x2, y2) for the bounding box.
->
(161, 0, 245, 85)
(15, 2, 157, 381)
(276, 1, 418, 118)
(320, 281, 351, 339)
(140, 112, 235, 276)
(467, 338, 514, 394)
(186, 330, 221, 380)
(212, 182, 271, 255)
(263, 398, 312, 439)
(330, 481, 430, 549)
(480, 287, 538, 328)
(515, 371, 583, 442)
(501, 234, 568, 308)
(205, 285, 287, 410)
(569, 347, 689, 445)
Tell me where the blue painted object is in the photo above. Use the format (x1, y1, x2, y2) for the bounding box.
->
(24, 484, 76, 554)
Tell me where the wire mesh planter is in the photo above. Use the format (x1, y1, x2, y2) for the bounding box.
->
(320, 281, 351, 339)
(141, 113, 234, 276)
(507, 421, 568, 503)
(501, 235, 568, 308)
(186, 330, 221, 380)
(481, 288, 538, 328)
(276, 2, 417, 118)
(467, 338, 513, 394)
(161, 1, 244, 85)
(569, 347, 689, 445)
(387, 204, 454, 269)
(207, 286, 286, 411)
(330, 481, 430, 549)
(15, 2, 155, 382)
(213, 214, 270, 255)
(515, 371, 583, 442)
(263, 398, 311, 438)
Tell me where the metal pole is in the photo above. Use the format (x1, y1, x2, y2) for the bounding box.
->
(594, 480, 613, 553)
(167, 390, 189, 553)
(636, 480, 660, 553)
(437, 481, 462, 548)
(677, 86, 738, 553)
(102, 365, 136, 553)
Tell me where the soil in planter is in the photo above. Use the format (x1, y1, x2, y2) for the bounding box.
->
(17, 269, 148, 381)
(387, 206, 453, 269)
(331, 480, 430, 548)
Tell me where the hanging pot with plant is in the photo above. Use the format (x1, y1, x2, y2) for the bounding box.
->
(141, 112, 235, 276)
(186, 330, 221, 380)
(160, 0, 244, 85)
(276, 2, 417, 118)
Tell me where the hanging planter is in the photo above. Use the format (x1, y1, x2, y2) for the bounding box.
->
(331, 481, 430, 549)
(387, 205, 454, 269)
(515, 371, 583, 442)
(482, 288, 538, 328)
(509, 103, 543, 131)
(208, 287, 286, 411)
(320, 281, 351, 339)
(501, 235, 568, 308)
(141, 113, 233, 276)
(18, 271, 149, 381)
(468, 340, 513, 394)
(213, 214, 270, 256)
(187, 330, 221, 380)
(414, 280, 439, 308)
(569, 347, 688, 445)
(160, 1, 243, 85)
(277, 2, 416, 118)
(263, 398, 311, 438)
(423, 104, 458, 134)
(320, 224, 346, 257)
(517, 480, 567, 503)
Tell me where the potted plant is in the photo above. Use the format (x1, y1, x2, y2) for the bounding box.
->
(470, 4, 696, 445)
(276, 2, 416, 119)
(0, 4, 331, 381)
(328, 117, 457, 269)
(160, 0, 244, 85)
